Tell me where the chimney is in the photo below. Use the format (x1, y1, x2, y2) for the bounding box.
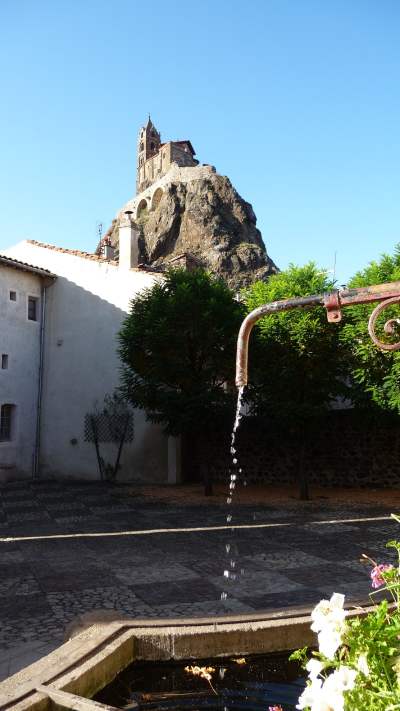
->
(119, 211, 139, 269)
(103, 243, 115, 260)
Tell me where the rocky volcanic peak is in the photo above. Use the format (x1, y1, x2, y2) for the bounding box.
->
(107, 170, 278, 289)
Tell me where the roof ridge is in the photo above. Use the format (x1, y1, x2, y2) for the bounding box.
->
(0, 254, 56, 278)
(27, 240, 118, 265)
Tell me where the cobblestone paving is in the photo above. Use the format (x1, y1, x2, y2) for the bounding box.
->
(0, 480, 397, 680)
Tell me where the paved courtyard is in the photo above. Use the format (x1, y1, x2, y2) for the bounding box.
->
(0, 480, 399, 681)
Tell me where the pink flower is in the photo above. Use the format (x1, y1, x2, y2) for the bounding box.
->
(268, 706, 283, 711)
(371, 563, 393, 589)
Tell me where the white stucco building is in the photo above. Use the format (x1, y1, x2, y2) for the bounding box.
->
(2, 219, 179, 484)
(0, 256, 56, 480)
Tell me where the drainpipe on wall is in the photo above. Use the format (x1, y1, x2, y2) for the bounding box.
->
(33, 279, 54, 478)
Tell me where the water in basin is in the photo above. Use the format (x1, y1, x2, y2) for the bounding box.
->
(94, 652, 305, 710)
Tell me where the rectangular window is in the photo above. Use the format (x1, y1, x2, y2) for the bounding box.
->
(1, 354, 8, 370)
(0, 404, 14, 441)
(28, 296, 38, 321)
(9, 291, 16, 301)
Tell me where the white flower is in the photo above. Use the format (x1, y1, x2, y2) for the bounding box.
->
(324, 666, 357, 694)
(310, 593, 347, 660)
(311, 593, 346, 634)
(357, 654, 369, 676)
(318, 627, 343, 660)
(297, 677, 342, 711)
(306, 658, 324, 680)
(296, 677, 323, 709)
(297, 665, 356, 711)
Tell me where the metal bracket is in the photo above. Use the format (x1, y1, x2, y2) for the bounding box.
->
(324, 291, 342, 323)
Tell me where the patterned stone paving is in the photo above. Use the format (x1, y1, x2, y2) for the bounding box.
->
(0, 480, 397, 681)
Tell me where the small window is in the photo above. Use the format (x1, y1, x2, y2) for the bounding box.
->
(9, 291, 16, 301)
(0, 404, 14, 441)
(1, 354, 8, 370)
(28, 296, 38, 321)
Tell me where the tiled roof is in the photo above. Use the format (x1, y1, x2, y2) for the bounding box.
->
(27, 240, 118, 265)
(0, 254, 57, 279)
(26, 240, 159, 274)
(173, 140, 196, 155)
(159, 140, 196, 154)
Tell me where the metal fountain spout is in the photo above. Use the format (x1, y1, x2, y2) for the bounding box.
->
(235, 280, 400, 389)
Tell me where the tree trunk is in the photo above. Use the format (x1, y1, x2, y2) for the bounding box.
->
(203, 466, 213, 497)
(112, 414, 130, 482)
(90, 416, 104, 481)
(297, 437, 310, 501)
(296, 373, 310, 501)
(182, 432, 213, 496)
(297, 421, 310, 501)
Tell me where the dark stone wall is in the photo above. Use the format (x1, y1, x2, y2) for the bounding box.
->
(197, 411, 400, 489)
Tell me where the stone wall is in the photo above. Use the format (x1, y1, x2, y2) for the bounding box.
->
(197, 410, 400, 489)
(123, 164, 217, 222)
(138, 142, 197, 195)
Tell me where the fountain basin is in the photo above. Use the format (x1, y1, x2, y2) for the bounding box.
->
(0, 602, 374, 711)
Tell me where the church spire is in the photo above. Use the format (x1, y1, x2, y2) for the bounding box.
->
(136, 117, 161, 193)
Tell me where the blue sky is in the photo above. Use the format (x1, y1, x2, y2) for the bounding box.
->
(1, 0, 399, 284)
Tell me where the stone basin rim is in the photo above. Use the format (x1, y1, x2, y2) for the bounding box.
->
(0, 599, 377, 711)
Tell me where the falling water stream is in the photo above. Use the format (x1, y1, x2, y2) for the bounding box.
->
(94, 389, 306, 710)
(221, 386, 247, 600)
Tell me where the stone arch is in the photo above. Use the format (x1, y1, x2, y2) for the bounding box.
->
(151, 188, 163, 211)
(136, 199, 148, 218)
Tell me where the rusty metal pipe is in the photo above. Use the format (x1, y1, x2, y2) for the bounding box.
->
(235, 294, 324, 388)
(336, 281, 400, 308)
(235, 280, 400, 388)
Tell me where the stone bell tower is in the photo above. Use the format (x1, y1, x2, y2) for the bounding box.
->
(136, 116, 161, 193)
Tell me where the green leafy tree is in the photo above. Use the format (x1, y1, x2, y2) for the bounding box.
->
(340, 245, 400, 414)
(243, 263, 347, 499)
(118, 268, 244, 494)
(339, 246, 400, 482)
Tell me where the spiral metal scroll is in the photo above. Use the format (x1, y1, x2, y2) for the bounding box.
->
(368, 296, 400, 351)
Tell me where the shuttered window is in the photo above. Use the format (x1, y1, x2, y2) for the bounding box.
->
(0, 404, 14, 441)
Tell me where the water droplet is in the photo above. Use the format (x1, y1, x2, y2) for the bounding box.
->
(232, 474, 237, 481)
(230, 560, 236, 568)
(221, 592, 227, 600)
(226, 497, 232, 504)
(233, 458, 238, 465)
(240, 568, 245, 575)
(230, 447, 236, 454)
(230, 573, 237, 581)
(226, 514, 232, 523)
(238, 468, 242, 473)
(225, 544, 231, 553)
(219, 668, 226, 679)
(223, 570, 229, 578)
(243, 480, 247, 487)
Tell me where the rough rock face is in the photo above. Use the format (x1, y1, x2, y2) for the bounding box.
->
(108, 172, 278, 289)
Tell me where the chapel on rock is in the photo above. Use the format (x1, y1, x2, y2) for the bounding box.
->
(136, 116, 198, 194)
